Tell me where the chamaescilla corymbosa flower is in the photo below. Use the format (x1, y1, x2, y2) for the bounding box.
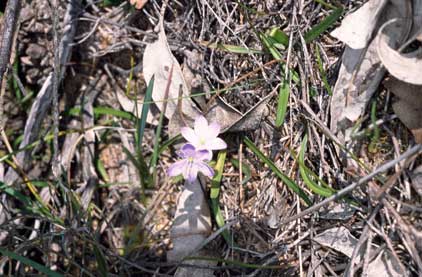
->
(167, 143, 214, 183)
(180, 116, 227, 152)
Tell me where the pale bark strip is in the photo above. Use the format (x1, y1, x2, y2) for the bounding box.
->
(4, 0, 81, 185)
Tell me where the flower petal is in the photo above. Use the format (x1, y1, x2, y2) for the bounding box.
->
(195, 161, 215, 178)
(180, 143, 196, 158)
(195, 149, 212, 161)
(183, 162, 198, 183)
(204, 122, 220, 139)
(180, 127, 199, 145)
(167, 160, 187, 177)
(194, 115, 208, 135)
(206, 138, 227, 150)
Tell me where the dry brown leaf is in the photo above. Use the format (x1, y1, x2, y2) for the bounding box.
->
(330, 0, 388, 49)
(129, 0, 148, 9)
(366, 250, 407, 277)
(314, 227, 407, 276)
(142, 24, 202, 125)
(384, 77, 422, 143)
(377, 18, 422, 85)
(330, 0, 412, 136)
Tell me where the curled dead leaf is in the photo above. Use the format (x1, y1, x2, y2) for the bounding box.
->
(330, 0, 412, 136)
(377, 17, 422, 85)
(384, 77, 422, 143)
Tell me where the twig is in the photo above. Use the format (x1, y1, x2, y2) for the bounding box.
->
(280, 144, 422, 225)
(51, 0, 61, 178)
(0, 0, 21, 96)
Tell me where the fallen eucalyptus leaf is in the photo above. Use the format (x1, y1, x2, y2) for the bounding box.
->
(142, 23, 202, 125)
(384, 77, 422, 143)
(377, 17, 422, 85)
(330, 0, 388, 49)
(314, 227, 407, 276)
(330, 1, 411, 135)
(319, 202, 356, 220)
(314, 226, 364, 263)
(410, 164, 422, 198)
(366, 250, 407, 277)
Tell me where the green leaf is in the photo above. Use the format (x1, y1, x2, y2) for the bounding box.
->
(275, 79, 290, 127)
(315, 44, 332, 95)
(96, 158, 109, 183)
(304, 7, 343, 43)
(93, 244, 108, 277)
(67, 106, 136, 122)
(243, 137, 312, 206)
(158, 134, 182, 156)
(298, 134, 335, 197)
(0, 248, 64, 277)
(199, 41, 263, 54)
(210, 151, 234, 246)
(259, 32, 283, 60)
(268, 27, 289, 47)
(231, 159, 252, 185)
(137, 75, 154, 147)
(103, 0, 124, 7)
(368, 101, 380, 153)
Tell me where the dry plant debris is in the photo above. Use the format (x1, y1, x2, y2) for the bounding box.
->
(0, 0, 421, 276)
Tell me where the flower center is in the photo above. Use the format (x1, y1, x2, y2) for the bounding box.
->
(187, 157, 194, 162)
(199, 137, 206, 145)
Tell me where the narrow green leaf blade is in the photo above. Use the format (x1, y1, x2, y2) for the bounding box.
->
(243, 137, 312, 206)
(138, 75, 155, 147)
(0, 248, 64, 277)
(269, 27, 289, 47)
(299, 135, 334, 197)
(231, 159, 252, 185)
(210, 151, 233, 246)
(275, 79, 290, 127)
(315, 44, 332, 95)
(304, 7, 343, 43)
(199, 41, 263, 54)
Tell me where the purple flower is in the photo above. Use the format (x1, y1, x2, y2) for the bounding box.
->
(181, 116, 227, 152)
(167, 143, 214, 183)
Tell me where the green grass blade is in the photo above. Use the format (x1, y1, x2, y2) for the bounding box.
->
(0, 248, 64, 277)
(210, 151, 233, 246)
(304, 7, 343, 43)
(315, 44, 332, 95)
(96, 158, 109, 183)
(137, 75, 154, 147)
(93, 244, 108, 277)
(268, 27, 289, 47)
(368, 101, 380, 153)
(67, 106, 136, 122)
(243, 137, 312, 206)
(259, 32, 283, 60)
(158, 134, 182, 155)
(299, 135, 335, 197)
(199, 41, 263, 54)
(275, 79, 290, 127)
(231, 158, 251, 185)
